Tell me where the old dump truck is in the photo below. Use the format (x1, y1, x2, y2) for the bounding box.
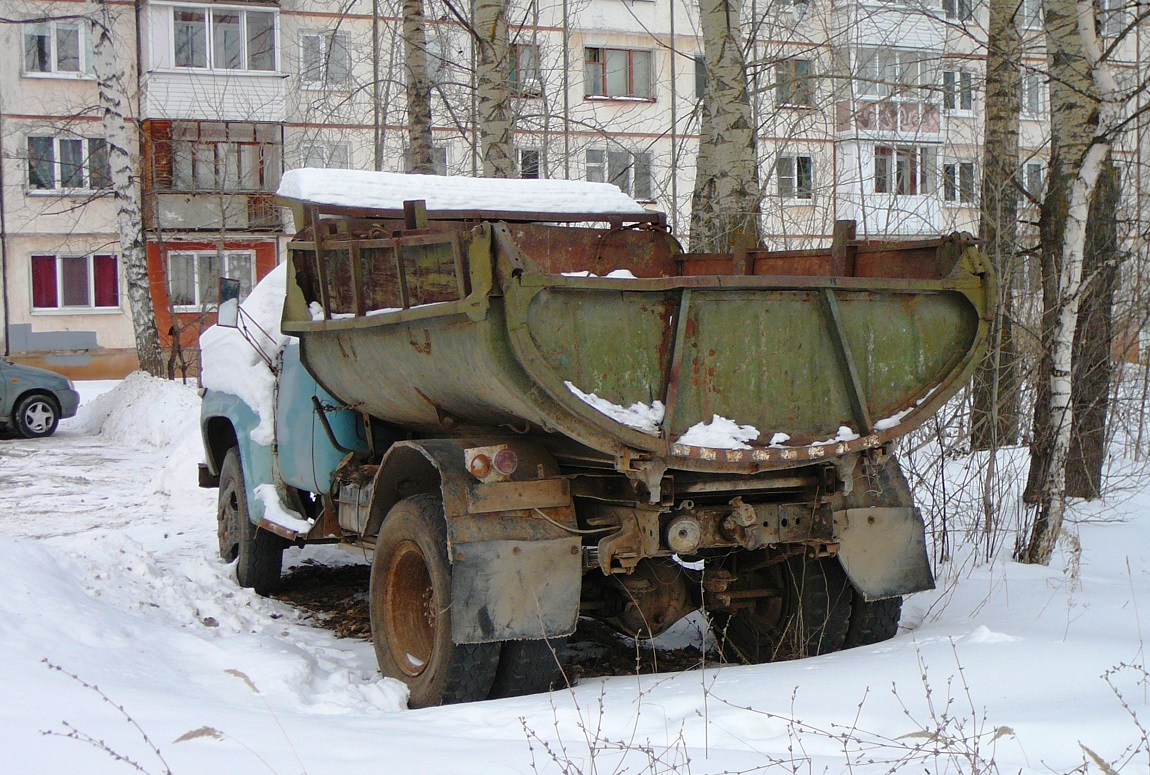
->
(199, 170, 992, 707)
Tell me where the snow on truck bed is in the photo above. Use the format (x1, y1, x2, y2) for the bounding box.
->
(277, 168, 650, 216)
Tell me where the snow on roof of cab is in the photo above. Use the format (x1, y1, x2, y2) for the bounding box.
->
(277, 168, 651, 217)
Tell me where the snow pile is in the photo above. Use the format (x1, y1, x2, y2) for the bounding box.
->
(812, 425, 862, 445)
(676, 414, 761, 449)
(565, 381, 665, 434)
(255, 484, 312, 533)
(278, 169, 649, 216)
(200, 262, 295, 446)
(561, 269, 640, 278)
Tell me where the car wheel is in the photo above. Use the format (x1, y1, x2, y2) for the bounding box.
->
(370, 493, 501, 707)
(843, 593, 902, 648)
(488, 639, 564, 699)
(14, 393, 60, 438)
(217, 448, 287, 595)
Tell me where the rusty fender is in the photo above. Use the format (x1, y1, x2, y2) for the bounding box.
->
(367, 438, 581, 644)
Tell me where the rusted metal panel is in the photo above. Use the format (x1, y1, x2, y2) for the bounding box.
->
(833, 506, 934, 600)
(467, 478, 571, 514)
(450, 537, 582, 642)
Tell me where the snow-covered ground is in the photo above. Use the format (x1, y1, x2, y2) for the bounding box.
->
(2, 374, 1149, 774)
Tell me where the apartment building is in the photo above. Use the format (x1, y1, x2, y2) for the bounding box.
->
(1, 0, 1144, 375)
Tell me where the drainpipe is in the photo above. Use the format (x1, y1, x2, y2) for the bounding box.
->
(0, 48, 9, 357)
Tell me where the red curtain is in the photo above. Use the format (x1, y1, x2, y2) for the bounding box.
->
(93, 255, 119, 307)
(31, 256, 57, 308)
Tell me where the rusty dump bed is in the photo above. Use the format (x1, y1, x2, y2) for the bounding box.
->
(280, 202, 993, 476)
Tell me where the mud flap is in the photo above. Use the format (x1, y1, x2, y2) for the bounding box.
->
(450, 537, 582, 644)
(834, 507, 934, 601)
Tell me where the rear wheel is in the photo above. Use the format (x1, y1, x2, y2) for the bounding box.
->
(370, 494, 500, 707)
(14, 394, 59, 438)
(488, 639, 564, 699)
(217, 448, 286, 595)
(710, 554, 852, 663)
(843, 593, 902, 648)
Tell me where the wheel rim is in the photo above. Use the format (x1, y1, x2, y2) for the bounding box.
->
(22, 400, 55, 433)
(383, 540, 437, 677)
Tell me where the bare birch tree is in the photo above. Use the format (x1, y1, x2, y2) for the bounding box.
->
(689, 0, 761, 252)
(473, 0, 515, 177)
(1021, 0, 1125, 564)
(90, 0, 162, 376)
(405, 0, 437, 173)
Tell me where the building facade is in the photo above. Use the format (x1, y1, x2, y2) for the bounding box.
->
(1, 0, 1145, 375)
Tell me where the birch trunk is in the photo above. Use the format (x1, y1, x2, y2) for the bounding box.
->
(1021, 0, 1122, 564)
(90, 1, 163, 376)
(1066, 157, 1119, 498)
(473, 0, 515, 178)
(970, 0, 1022, 450)
(404, 0, 436, 174)
(688, 0, 760, 252)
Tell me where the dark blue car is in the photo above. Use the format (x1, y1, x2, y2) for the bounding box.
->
(0, 358, 81, 438)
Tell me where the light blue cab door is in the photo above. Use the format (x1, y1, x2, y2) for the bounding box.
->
(275, 343, 369, 495)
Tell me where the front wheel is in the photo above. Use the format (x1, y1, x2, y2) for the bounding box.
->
(14, 394, 60, 438)
(709, 554, 852, 663)
(217, 448, 286, 595)
(369, 494, 500, 707)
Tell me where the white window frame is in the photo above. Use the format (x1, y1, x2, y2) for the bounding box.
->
(23, 20, 92, 76)
(31, 254, 120, 311)
(300, 30, 350, 88)
(584, 48, 655, 100)
(518, 148, 541, 179)
(857, 48, 939, 103)
(586, 148, 653, 200)
(1021, 0, 1042, 28)
(168, 250, 255, 313)
(302, 142, 350, 169)
(510, 43, 542, 97)
(170, 5, 278, 73)
(874, 145, 936, 197)
(1020, 72, 1044, 118)
(942, 68, 974, 113)
(26, 136, 111, 193)
(1096, 0, 1125, 38)
(942, 160, 976, 204)
(1024, 161, 1045, 199)
(776, 59, 814, 108)
(942, 0, 974, 21)
(778, 155, 814, 202)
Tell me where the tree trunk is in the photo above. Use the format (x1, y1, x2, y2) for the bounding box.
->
(688, 0, 760, 252)
(90, 1, 163, 377)
(404, 0, 436, 174)
(1066, 157, 1119, 498)
(473, 0, 515, 178)
(1021, 0, 1121, 564)
(970, 0, 1022, 451)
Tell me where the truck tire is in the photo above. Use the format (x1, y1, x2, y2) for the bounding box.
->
(14, 393, 60, 438)
(710, 554, 852, 663)
(488, 639, 564, 699)
(843, 593, 902, 648)
(217, 448, 287, 595)
(370, 493, 500, 707)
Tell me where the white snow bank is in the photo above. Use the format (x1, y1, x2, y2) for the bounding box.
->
(278, 169, 649, 216)
(812, 425, 861, 445)
(565, 381, 665, 434)
(200, 262, 295, 446)
(676, 415, 760, 449)
(255, 484, 312, 534)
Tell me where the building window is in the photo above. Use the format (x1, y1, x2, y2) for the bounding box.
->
(426, 37, 447, 85)
(519, 148, 540, 179)
(857, 48, 938, 101)
(1024, 161, 1045, 198)
(943, 0, 973, 21)
(585, 48, 653, 99)
(776, 59, 813, 107)
(694, 55, 707, 100)
(587, 149, 652, 199)
(27, 137, 111, 192)
(404, 145, 448, 176)
(777, 155, 814, 201)
(510, 43, 541, 96)
(1020, 72, 1044, 117)
(24, 21, 90, 75)
(1096, 0, 1125, 38)
(303, 142, 350, 168)
(942, 69, 974, 112)
(301, 31, 350, 86)
(166, 122, 281, 192)
(1021, 0, 1042, 28)
(942, 161, 976, 203)
(169, 251, 254, 312)
(874, 145, 935, 196)
(173, 6, 276, 71)
(31, 254, 119, 310)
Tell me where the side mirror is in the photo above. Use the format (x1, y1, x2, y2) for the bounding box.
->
(218, 277, 241, 328)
